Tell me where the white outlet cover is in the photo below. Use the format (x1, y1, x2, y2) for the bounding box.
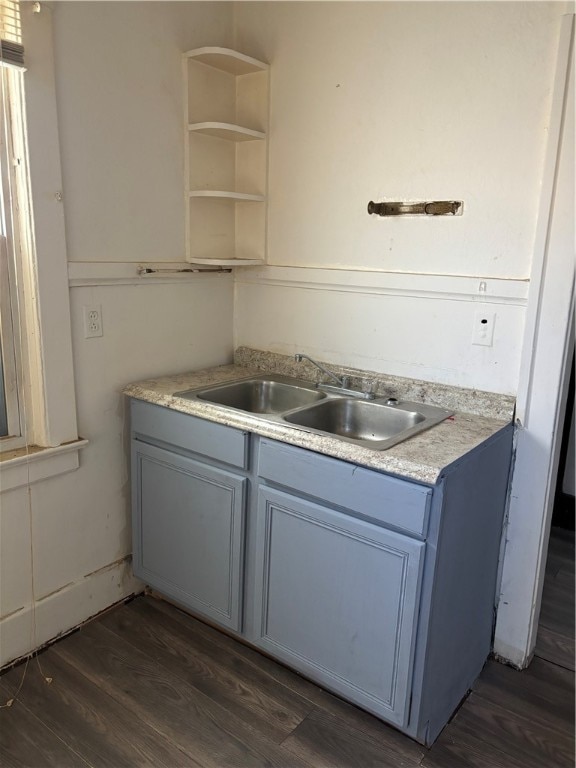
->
(83, 304, 103, 338)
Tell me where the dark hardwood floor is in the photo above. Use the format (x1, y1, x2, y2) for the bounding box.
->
(2, 528, 574, 768)
(535, 527, 575, 671)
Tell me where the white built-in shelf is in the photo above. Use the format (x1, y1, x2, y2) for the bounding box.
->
(185, 47, 268, 75)
(189, 257, 265, 267)
(185, 46, 268, 264)
(189, 190, 265, 202)
(188, 121, 265, 142)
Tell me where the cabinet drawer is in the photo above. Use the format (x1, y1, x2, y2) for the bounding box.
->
(131, 399, 248, 469)
(258, 439, 431, 537)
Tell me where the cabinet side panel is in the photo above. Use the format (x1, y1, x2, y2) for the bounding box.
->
(235, 201, 266, 261)
(235, 70, 268, 260)
(236, 70, 268, 133)
(414, 427, 514, 744)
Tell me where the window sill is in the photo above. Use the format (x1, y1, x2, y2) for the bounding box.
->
(0, 439, 89, 492)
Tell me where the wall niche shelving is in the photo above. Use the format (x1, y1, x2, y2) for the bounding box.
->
(184, 47, 269, 267)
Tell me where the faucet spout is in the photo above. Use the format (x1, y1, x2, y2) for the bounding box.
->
(294, 353, 348, 388)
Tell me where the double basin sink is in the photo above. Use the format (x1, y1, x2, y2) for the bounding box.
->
(175, 374, 453, 451)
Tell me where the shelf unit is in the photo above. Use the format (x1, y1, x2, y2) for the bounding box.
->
(184, 47, 269, 266)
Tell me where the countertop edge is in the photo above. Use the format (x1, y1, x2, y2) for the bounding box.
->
(123, 364, 511, 486)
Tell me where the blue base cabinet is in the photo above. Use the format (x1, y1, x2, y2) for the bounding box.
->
(130, 398, 513, 746)
(131, 402, 248, 632)
(254, 486, 424, 728)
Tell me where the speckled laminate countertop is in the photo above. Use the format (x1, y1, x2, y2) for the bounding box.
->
(123, 359, 513, 486)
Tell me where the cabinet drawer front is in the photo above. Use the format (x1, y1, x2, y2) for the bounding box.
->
(131, 399, 248, 469)
(253, 487, 424, 728)
(258, 439, 431, 537)
(132, 441, 246, 631)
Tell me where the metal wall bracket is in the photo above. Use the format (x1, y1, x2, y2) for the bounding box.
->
(367, 200, 463, 217)
(137, 267, 231, 275)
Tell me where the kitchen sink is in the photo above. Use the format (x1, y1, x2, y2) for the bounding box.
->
(175, 373, 452, 450)
(175, 375, 326, 414)
(282, 398, 452, 450)
(283, 398, 423, 440)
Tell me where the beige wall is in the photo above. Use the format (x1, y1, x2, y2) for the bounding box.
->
(54, 1, 234, 264)
(233, 2, 565, 393)
(235, 1, 560, 276)
(1, 1, 569, 667)
(0, 1, 235, 666)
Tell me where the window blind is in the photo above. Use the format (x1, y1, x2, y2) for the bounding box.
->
(0, 0, 24, 68)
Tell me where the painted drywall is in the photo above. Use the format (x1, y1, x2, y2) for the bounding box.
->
(234, 269, 527, 393)
(0, 0, 569, 671)
(1, 1, 235, 666)
(1, 277, 234, 666)
(233, 2, 565, 394)
(235, 1, 560, 276)
(53, 1, 234, 263)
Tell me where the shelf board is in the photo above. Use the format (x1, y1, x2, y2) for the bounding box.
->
(188, 122, 265, 142)
(188, 257, 265, 267)
(189, 190, 265, 202)
(185, 47, 268, 75)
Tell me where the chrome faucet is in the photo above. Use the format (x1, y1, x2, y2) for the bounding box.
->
(294, 353, 377, 400)
(294, 353, 350, 388)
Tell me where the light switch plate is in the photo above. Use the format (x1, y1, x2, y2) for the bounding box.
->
(472, 311, 495, 347)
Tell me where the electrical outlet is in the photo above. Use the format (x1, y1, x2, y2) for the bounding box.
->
(472, 310, 495, 347)
(83, 305, 103, 338)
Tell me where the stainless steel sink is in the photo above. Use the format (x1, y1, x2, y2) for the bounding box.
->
(175, 373, 452, 450)
(175, 375, 325, 414)
(283, 398, 452, 450)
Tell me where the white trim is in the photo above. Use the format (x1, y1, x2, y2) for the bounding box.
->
(184, 47, 268, 74)
(235, 265, 529, 305)
(0, 66, 26, 450)
(0, 235, 24, 448)
(493, 14, 575, 668)
(69, 261, 529, 299)
(515, 16, 574, 420)
(188, 122, 266, 142)
(0, 554, 140, 667)
(0, 438, 88, 492)
(189, 190, 265, 202)
(67, 261, 235, 287)
(18, 4, 78, 447)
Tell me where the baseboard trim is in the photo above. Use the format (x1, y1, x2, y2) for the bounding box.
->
(0, 557, 143, 668)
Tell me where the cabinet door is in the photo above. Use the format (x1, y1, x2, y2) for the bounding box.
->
(253, 487, 424, 727)
(132, 441, 246, 631)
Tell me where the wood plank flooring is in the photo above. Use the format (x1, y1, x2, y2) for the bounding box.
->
(1, 528, 574, 767)
(535, 527, 575, 670)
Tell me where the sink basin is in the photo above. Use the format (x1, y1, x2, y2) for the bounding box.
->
(175, 373, 452, 451)
(176, 377, 325, 414)
(283, 398, 452, 450)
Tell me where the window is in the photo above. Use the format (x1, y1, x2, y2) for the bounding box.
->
(0, 0, 83, 485)
(0, 0, 27, 450)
